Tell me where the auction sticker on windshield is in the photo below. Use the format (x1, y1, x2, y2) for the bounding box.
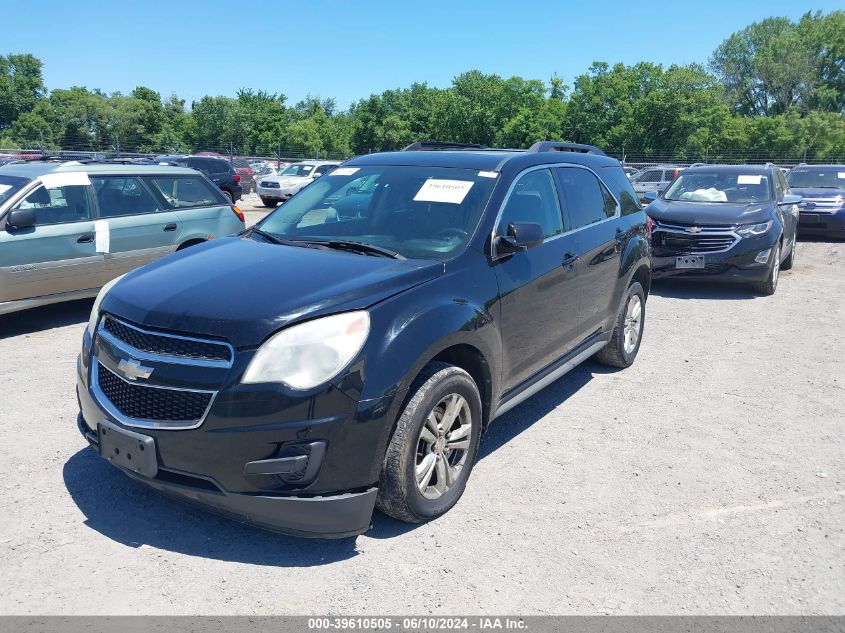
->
(329, 167, 360, 176)
(414, 179, 474, 204)
(737, 175, 763, 185)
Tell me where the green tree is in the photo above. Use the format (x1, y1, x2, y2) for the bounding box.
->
(0, 53, 46, 128)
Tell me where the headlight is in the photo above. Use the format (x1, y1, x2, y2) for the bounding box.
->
(242, 311, 370, 390)
(86, 275, 125, 336)
(736, 221, 773, 237)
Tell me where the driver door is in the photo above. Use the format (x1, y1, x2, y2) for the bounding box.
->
(492, 168, 583, 391)
(0, 182, 102, 303)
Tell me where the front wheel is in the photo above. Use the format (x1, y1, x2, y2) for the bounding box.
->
(376, 362, 482, 523)
(260, 197, 277, 208)
(781, 241, 795, 270)
(753, 242, 781, 295)
(595, 281, 645, 368)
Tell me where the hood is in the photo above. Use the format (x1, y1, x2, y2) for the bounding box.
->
(646, 198, 772, 226)
(259, 174, 310, 186)
(102, 237, 444, 348)
(789, 186, 845, 200)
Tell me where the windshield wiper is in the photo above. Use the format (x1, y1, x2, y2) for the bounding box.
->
(250, 228, 323, 249)
(321, 240, 405, 259)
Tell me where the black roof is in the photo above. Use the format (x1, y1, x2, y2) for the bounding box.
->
(347, 149, 619, 173)
(682, 164, 775, 175)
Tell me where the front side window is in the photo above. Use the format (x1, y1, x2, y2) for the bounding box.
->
(0, 175, 30, 205)
(663, 172, 772, 203)
(556, 167, 608, 230)
(258, 165, 497, 259)
(146, 176, 227, 209)
(16, 184, 92, 225)
(497, 169, 563, 239)
(787, 167, 845, 189)
(93, 177, 160, 217)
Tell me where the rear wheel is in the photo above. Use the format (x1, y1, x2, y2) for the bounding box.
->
(225, 190, 235, 204)
(376, 362, 482, 523)
(595, 281, 645, 368)
(753, 243, 780, 295)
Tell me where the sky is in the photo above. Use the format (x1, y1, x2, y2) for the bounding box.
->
(4, 0, 842, 110)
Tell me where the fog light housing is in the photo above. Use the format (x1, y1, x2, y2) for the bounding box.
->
(755, 249, 771, 264)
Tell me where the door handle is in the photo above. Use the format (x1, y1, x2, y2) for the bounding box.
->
(77, 233, 95, 243)
(561, 252, 579, 268)
(163, 223, 177, 232)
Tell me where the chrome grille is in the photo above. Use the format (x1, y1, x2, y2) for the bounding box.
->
(102, 315, 232, 363)
(658, 233, 738, 253)
(798, 198, 843, 214)
(96, 362, 214, 422)
(260, 181, 280, 188)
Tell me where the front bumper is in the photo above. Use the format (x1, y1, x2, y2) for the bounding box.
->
(75, 323, 397, 538)
(255, 185, 298, 202)
(797, 209, 845, 237)
(651, 232, 777, 282)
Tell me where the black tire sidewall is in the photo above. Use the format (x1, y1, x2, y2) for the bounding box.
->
(401, 371, 482, 520)
(618, 282, 645, 365)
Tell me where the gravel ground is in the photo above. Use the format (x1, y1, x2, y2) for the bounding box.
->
(0, 238, 842, 615)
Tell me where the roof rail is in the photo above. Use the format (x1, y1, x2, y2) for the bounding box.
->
(528, 141, 606, 156)
(403, 141, 488, 152)
(688, 162, 706, 168)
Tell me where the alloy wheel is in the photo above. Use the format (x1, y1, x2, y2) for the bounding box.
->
(415, 393, 472, 499)
(623, 294, 643, 355)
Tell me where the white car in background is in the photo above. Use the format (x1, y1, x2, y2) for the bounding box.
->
(255, 160, 340, 207)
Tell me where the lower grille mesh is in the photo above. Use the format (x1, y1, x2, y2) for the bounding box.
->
(97, 363, 213, 422)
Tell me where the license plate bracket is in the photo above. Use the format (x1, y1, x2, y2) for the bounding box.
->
(675, 255, 705, 269)
(799, 214, 820, 225)
(97, 419, 157, 478)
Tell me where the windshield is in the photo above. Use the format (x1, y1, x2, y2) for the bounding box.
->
(787, 167, 845, 189)
(281, 164, 315, 177)
(257, 166, 498, 259)
(0, 175, 30, 205)
(663, 172, 772, 203)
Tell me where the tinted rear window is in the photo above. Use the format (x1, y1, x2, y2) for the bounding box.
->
(0, 174, 30, 204)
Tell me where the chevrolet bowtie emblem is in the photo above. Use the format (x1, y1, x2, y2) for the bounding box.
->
(117, 358, 154, 381)
(687, 226, 702, 233)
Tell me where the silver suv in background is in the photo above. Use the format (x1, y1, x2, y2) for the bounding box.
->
(0, 161, 245, 315)
(255, 160, 341, 207)
(630, 165, 683, 203)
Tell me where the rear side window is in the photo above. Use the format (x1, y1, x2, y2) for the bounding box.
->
(146, 176, 227, 209)
(210, 159, 231, 174)
(92, 177, 160, 217)
(16, 184, 93, 225)
(637, 170, 661, 183)
(498, 169, 564, 239)
(602, 166, 641, 215)
(555, 167, 607, 230)
(313, 164, 336, 177)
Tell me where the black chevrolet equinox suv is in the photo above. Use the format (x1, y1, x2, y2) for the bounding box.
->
(76, 141, 652, 537)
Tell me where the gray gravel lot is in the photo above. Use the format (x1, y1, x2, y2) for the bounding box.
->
(0, 237, 842, 616)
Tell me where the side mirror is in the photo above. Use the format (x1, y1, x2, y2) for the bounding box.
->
(779, 193, 802, 206)
(643, 191, 658, 202)
(5, 208, 36, 230)
(496, 222, 544, 254)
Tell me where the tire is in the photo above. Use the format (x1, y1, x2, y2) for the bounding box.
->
(781, 241, 795, 270)
(595, 281, 645, 369)
(376, 362, 482, 523)
(752, 242, 781, 295)
(260, 197, 276, 208)
(225, 190, 235, 204)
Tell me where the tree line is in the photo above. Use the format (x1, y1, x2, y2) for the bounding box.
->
(0, 9, 843, 162)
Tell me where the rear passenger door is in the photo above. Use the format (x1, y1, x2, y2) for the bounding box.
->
(145, 174, 237, 239)
(555, 167, 621, 337)
(0, 181, 101, 302)
(493, 168, 583, 391)
(91, 176, 182, 279)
